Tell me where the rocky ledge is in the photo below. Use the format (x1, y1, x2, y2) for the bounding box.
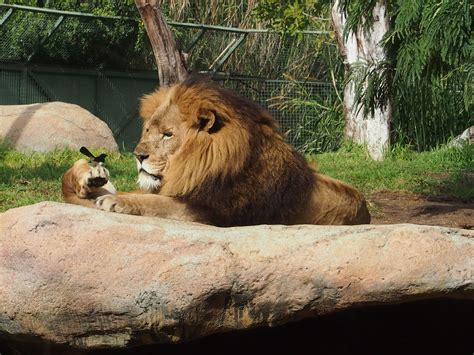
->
(0, 202, 472, 350)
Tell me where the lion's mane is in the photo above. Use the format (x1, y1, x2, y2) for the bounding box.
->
(139, 76, 370, 226)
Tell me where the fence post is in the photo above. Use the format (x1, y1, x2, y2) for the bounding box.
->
(0, 8, 14, 26)
(20, 67, 28, 104)
(209, 33, 247, 73)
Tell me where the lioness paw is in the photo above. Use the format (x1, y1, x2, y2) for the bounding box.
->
(77, 163, 110, 197)
(95, 195, 135, 215)
(85, 163, 110, 188)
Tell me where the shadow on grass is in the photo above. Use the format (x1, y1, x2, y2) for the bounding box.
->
(390, 143, 474, 202)
(412, 203, 471, 217)
(0, 143, 134, 185)
(0, 144, 80, 211)
(412, 169, 474, 202)
(0, 143, 137, 211)
(0, 154, 71, 185)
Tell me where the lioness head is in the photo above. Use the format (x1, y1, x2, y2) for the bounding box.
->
(135, 76, 276, 196)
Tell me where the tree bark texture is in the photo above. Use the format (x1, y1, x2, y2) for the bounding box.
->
(332, 0, 392, 160)
(134, 0, 188, 86)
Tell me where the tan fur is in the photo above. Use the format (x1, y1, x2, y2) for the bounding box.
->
(62, 159, 113, 208)
(62, 76, 370, 226)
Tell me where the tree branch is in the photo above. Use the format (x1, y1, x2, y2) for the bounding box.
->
(134, 0, 188, 86)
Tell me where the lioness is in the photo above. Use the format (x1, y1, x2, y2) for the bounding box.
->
(63, 76, 370, 226)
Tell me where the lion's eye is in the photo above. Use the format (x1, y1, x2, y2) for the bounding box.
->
(162, 132, 173, 140)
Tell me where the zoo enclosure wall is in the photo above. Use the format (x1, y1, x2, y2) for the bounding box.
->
(0, 4, 340, 152)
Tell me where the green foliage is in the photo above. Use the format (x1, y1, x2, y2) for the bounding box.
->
(335, 0, 382, 40)
(1, 1, 332, 79)
(268, 75, 345, 154)
(2, 0, 138, 17)
(348, 60, 393, 118)
(344, 0, 473, 150)
(255, 0, 473, 150)
(253, 0, 332, 35)
(252, 1, 345, 153)
(391, 1, 471, 82)
(254, 0, 315, 36)
(1, 1, 152, 69)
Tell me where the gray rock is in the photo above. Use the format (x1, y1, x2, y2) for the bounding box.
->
(448, 126, 474, 148)
(0, 102, 118, 153)
(0, 202, 472, 350)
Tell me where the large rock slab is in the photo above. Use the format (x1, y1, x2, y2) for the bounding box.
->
(0, 202, 472, 350)
(0, 102, 118, 152)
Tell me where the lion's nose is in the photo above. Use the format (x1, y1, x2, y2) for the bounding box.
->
(134, 153, 149, 163)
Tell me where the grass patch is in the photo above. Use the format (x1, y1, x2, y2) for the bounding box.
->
(310, 143, 473, 200)
(0, 145, 136, 212)
(0, 143, 472, 212)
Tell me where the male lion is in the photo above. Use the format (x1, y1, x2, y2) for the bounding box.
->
(62, 76, 370, 226)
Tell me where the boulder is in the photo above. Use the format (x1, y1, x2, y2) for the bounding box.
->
(0, 202, 472, 350)
(448, 125, 474, 148)
(0, 102, 118, 153)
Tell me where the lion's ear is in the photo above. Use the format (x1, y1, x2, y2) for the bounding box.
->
(197, 109, 216, 132)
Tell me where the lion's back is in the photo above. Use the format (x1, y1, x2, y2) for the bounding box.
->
(302, 172, 371, 225)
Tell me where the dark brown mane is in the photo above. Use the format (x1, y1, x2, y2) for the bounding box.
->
(155, 75, 314, 226)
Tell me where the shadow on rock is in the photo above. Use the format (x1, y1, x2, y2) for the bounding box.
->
(2, 298, 472, 355)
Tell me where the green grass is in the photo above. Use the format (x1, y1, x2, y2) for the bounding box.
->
(310, 143, 473, 200)
(0, 144, 137, 212)
(0, 142, 472, 212)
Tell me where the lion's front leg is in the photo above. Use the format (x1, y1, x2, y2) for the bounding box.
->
(95, 194, 140, 215)
(95, 194, 205, 223)
(62, 159, 116, 208)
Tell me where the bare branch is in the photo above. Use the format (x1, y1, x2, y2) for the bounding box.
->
(134, 0, 188, 86)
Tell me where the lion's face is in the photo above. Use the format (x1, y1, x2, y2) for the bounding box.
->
(134, 99, 186, 192)
(135, 76, 277, 197)
(134, 81, 227, 193)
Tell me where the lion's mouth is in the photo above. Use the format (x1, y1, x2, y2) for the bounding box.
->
(139, 168, 162, 181)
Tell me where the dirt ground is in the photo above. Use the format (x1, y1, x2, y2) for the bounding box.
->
(369, 191, 473, 229)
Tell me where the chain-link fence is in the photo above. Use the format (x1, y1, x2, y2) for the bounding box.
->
(0, 4, 342, 152)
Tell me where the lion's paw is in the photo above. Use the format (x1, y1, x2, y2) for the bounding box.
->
(95, 195, 135, 215)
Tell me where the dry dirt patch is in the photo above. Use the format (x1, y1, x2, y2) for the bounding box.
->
(369, 191, 473, 229)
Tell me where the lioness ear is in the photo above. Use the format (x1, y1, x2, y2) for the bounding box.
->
(197, 109, 216, 132)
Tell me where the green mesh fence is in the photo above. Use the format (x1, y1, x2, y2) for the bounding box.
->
(0, 4, 341, 152)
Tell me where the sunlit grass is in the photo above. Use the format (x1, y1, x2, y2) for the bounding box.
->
(310, 142, 473, 200)
(0, 144, 136, 212)
(0, 142, 472, 212)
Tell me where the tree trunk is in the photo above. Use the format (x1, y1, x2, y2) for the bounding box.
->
(134, 0, 188, 86)
(332, 0, 392, 160)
